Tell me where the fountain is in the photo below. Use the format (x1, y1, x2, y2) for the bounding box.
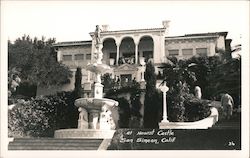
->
(54, 25, 119, 139)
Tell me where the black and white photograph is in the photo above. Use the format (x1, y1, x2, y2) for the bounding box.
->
(1, 1, 249, 158)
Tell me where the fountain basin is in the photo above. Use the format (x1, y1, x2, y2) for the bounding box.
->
(75, 98, 118, 111)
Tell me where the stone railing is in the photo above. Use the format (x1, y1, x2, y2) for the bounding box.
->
(159, 107, 219, 129)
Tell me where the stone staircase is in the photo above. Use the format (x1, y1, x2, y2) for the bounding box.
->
(8, 138, 104, 150)
(211, 112, 241, 129)
(211, 120, 241, 129)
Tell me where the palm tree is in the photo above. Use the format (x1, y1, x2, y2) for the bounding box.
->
(159, 57, 197, 90)
(158, 57, 197, 121)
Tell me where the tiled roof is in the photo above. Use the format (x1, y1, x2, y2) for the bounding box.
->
(99, 27, 166, 33)
(166, 32, 228, 39)
(53, 40, 92, 47)
(53, 31, 228, 46)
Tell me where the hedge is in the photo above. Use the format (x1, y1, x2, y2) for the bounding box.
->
(8, 91, 78, 137)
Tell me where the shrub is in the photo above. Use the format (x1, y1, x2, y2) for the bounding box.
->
(166, 82, 190, 122)
(115, 97, 131, 128)
(143, 61, 160, 128)
(165, 80, 211, 122)
(8, 97, 56, 137)
(105, 81, 142, 128)
(184, 98, 211, 122)
(74, 67, 83, 98)
(8, 91, 78, 137)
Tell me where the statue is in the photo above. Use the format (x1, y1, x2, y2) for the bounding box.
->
(100, 105, 115, 130)
(93, 25, 103, 63)
(221, 93, 234, 120)
(194, 86, 202, 99)
(94, 25, 101, 46)
(78, 107, 88, 129)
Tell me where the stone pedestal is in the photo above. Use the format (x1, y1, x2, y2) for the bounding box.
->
(139, 81, 146, 90)
(94, 83, 104, 99)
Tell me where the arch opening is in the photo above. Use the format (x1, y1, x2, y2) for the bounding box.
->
(119, 37, 135, 65)
(138, 36, 154, 63)
(102, 38, 117, 65)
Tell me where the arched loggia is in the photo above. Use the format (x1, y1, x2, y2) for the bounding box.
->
(102, 38, 117, 65)
(138, 36, 154, 63)
(119, 37, 135, 65)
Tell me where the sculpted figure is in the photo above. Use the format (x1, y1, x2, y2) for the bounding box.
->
(100, 105, 115, 130)
(221, 93, 234, 120)
(78, 107, 88, 129)
(194, 86, 202, 99)
(94, 25, 101, 46)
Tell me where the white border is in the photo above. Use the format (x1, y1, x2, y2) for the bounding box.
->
(1, 1, 249, 158)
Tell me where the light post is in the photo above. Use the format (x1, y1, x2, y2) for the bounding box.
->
(160, 82, 169, 123)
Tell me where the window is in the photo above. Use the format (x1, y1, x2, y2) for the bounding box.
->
(168, 49, 179, 56)
(63, 55, 72, 61)
(182, 49, 193, 56)
(86, 54, 91, 60)
(196, 48, 207, 56)
(74, 54, 84, 60)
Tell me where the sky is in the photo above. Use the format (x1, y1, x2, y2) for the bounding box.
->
(1, 1, 249, 46)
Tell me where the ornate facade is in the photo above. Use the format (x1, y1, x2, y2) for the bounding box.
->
(36, 21, 231, 95)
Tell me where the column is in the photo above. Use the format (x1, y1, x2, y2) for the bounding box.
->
(116, 42, 120, 65)
(135, 44, 138, 64)
(57, 50, 62, 62)
(87, 70, 90, 82)
(134, 41, 139, 64)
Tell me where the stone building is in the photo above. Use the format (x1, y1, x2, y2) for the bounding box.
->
(36, 21, 231, 95)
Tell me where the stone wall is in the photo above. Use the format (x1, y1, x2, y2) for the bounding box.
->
(58, 45, 92, 69)
(165, 37, 219, 59)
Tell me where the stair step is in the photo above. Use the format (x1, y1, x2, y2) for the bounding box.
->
(9, 142, 101, 147)
(13, 138, 103, 143)
(9, 145, 99, 150)
(9, 138, 103, 150)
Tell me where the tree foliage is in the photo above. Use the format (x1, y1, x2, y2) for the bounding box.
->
(105, 79, 142, 128)
(208, 57, 241, 105)
(160, 53, 241, 122)
(8, 91, 78, 137)
(143, 61, 160, 128)
(115, 97, 131, 128)
(74, 67, 83, 99)
(185, 56, 221, 99)
(8, 67, 21, 97)
(185, 54, 241, 105)
(8, 35, 72, 89)
(161, 57, 197, 90)
(161, 57, 211, 122)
